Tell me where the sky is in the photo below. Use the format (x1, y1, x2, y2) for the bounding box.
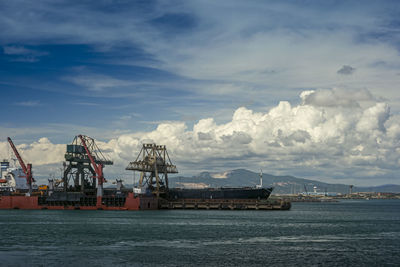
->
(0, 0, 400, 186)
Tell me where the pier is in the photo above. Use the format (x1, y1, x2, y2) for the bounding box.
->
(159, 198, 291, 210)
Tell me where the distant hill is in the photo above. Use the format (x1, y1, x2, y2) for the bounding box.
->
(168, 169, 400, 194)
(357, 184, 400, 193)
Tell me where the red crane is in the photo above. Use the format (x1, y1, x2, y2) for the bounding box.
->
(78, 135, 105, 197)
(7, 137, 35, 194)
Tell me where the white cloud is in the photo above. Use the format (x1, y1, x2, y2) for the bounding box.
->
(14, 100, 41, 107)
(301, 88, 376, 108)
(64, 74, 133, 92)
(2, 88, 398, 186)
(22, 138, 65, 165)
(3, 45, 48, 62)
(0, 138, 64, 166)
(3, 45, 32, 55)
(96, 87, 399, 186)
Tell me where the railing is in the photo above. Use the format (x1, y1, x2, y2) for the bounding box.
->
(125, 161, 178, 173)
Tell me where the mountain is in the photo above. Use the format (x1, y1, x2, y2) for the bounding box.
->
(357, 184, 400, 193)
(168, 169, 400, 194)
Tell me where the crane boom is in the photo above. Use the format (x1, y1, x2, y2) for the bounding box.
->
(303, 184, 308, 195)
(7, 137, 34, 193)
(7, 137, 28, 174)
(78, 135, 105, 196)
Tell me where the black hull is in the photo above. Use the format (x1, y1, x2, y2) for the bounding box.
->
(167, 187, 273, 200)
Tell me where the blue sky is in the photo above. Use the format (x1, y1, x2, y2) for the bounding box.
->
(1, 0, 400, 185)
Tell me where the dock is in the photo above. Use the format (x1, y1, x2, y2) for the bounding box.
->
(159, 198, 291, 210)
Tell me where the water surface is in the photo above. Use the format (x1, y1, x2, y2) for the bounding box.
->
(0, 200, 399, 266)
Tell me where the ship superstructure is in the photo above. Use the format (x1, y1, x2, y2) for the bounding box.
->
(0, 159, 34, 192)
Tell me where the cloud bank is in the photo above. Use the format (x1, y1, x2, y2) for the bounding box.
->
(1, 89, 399, 186)
(1, 1, 400, 108)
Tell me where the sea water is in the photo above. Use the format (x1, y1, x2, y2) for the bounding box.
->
(0, 200, 399, 266)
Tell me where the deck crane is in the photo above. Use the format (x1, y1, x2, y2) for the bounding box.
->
(78, 135, 106, 197)
(7, 137, 35, 195)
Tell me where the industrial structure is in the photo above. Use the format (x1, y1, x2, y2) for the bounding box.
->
(0, 134, 158, 210)
(0, 136, 283, 211)
(126, 143, 178, 197)
(63, 135, 113, 197)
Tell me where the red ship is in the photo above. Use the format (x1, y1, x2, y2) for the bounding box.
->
(0, 193, 157, 210)
(0, 136, 171, 210)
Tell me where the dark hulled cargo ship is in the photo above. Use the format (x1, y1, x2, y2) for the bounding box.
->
(126, 144, 274, 202)
(168, 187, 273, 200)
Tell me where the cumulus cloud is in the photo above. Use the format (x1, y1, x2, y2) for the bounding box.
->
(0, 138, 65, 166)
(1, 88, 398, 185)
(91, 89, 400, 184)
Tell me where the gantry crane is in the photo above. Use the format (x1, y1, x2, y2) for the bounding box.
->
(7, 137, 35, 194)
(63, 135, 113, 196)
(126, 143, 178, 198)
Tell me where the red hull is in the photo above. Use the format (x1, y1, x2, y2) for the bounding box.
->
(0, 193, 158, 210)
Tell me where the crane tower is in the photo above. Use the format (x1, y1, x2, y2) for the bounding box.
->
(125, 143, 178, 197)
